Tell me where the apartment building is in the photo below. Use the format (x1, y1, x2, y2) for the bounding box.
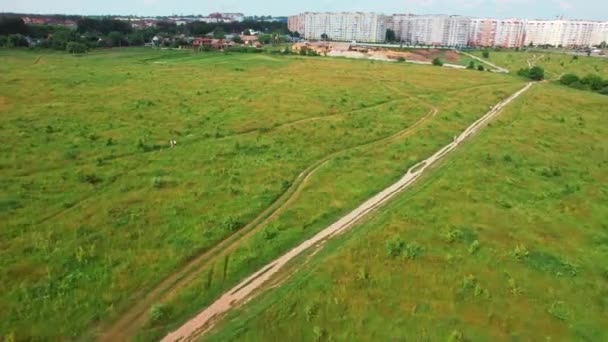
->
(524, 19, 599, 47)
(289, 12, 606, 47)
(386, 14, 469, 46)
(296, 12, 386, 42)
(591, 22, 608, 45)
(469, 18, 526, 48)
(287, 13, 305, 34)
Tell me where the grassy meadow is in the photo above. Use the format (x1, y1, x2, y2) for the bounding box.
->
(471, 49, 608, 79)
(204, 84, 608, 341)
(0, 48, 524, 339)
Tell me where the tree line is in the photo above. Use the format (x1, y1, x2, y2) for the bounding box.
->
(0, 15, 289, 53)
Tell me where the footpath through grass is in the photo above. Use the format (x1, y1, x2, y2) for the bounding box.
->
(204, 84, 608, 342)
(0, 48, 522, 339)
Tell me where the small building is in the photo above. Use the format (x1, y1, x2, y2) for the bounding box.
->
(241, 35, 259, 45)
(192, 37, 212, 47)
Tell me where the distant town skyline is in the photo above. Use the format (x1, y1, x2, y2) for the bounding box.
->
(1, 0, 607, 21)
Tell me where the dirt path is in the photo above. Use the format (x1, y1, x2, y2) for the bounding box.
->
(162, 82, 534, 342)
(99, 103, 437, 341)
(455, 51, 509, 73)
(527, 54, 544, 68)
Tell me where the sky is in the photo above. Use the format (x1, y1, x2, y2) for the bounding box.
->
(1, 0, 606, 21)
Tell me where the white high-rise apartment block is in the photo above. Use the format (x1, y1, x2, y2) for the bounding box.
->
(524, 20, 598, 47)
(591, 22, 608, 45)
(386, 15, 470, 46)
(288, 12, 607, 48)
(291, 12, 386, 42)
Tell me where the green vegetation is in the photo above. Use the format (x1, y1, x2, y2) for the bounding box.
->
(204, 84, 608, 342)
(559, 72, 608, 95)
(0, 48, 523, 340)
(471, 49, 608, 79)
(517, 66, 545, 80)
(432, 57, 443, 66)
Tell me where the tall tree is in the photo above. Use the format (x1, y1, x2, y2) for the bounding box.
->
(385, 29, 396, 42)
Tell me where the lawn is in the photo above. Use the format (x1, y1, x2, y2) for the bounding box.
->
(470, 49, 608, 79)
(0, 47, 523, 340)
(203, 84, 608, 342)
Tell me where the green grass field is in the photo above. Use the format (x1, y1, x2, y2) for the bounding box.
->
(0, 48, 525, 340)
(471, 49, 608, 79)
(203, 84, 608, 342)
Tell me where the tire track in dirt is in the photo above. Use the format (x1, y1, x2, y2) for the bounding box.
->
(162, 82, 534, 342)
(99, 103, 438, 342)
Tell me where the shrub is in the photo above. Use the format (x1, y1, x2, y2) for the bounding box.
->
(581, 74, 604, 91)
(559, 73, 579, 86)
(466, 61, 475, 69)
(222, 216, 242, 232)
(385, 236, 405, 257)
(149, 303, 169, 322)
(518, 66, 544, 80)
(397, 56, 405, 62)
(477, 64, 484, 71)
(482, 50, 490, 58)
(66, 42, 87, 54)
(432, 57, 443, 66)
(529, 66, 545, 80)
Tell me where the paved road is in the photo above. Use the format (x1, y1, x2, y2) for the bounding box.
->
(162, 82, 534, 342)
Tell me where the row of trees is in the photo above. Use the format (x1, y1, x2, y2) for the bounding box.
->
(0, 16, 290, 52)
(559, 73, 608, 95)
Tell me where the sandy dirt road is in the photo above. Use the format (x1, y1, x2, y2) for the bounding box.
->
(162, 82, 534, 342)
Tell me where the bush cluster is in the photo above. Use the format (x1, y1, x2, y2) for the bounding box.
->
(559, 73, 608, 95)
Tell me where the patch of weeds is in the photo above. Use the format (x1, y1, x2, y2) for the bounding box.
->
(151, 176, 173, 189)
(149, 303, 170, 323)
(503, 154, 513, 162)
(221, 216, 242, 232)
(304, 304, 318, 322)
(386, 236, 405, 257)
(403, 242, 425, 260)
(78, 173, 103, 185)
(262, 227, 278, 241)
(448, 329, 466, 342)
(356, 267, 371, 283)
(524, 250, 578, 277)
(512, 244, 529, 260)
(134, 99, 155, 108)
(444, 227, 477, 244)
(562, 183, 580, 195)
(137, 139, 161, 152)
(64, 149, 80, 160)
(548, 301, 570, 321)
(106, 138, 114, 146)
(505, 273, 521, 295)
(468, 240, 481, 255)
(312, 326, 327, 341)
(498, 199, 513, 209)
(540, 166, 561, 178)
